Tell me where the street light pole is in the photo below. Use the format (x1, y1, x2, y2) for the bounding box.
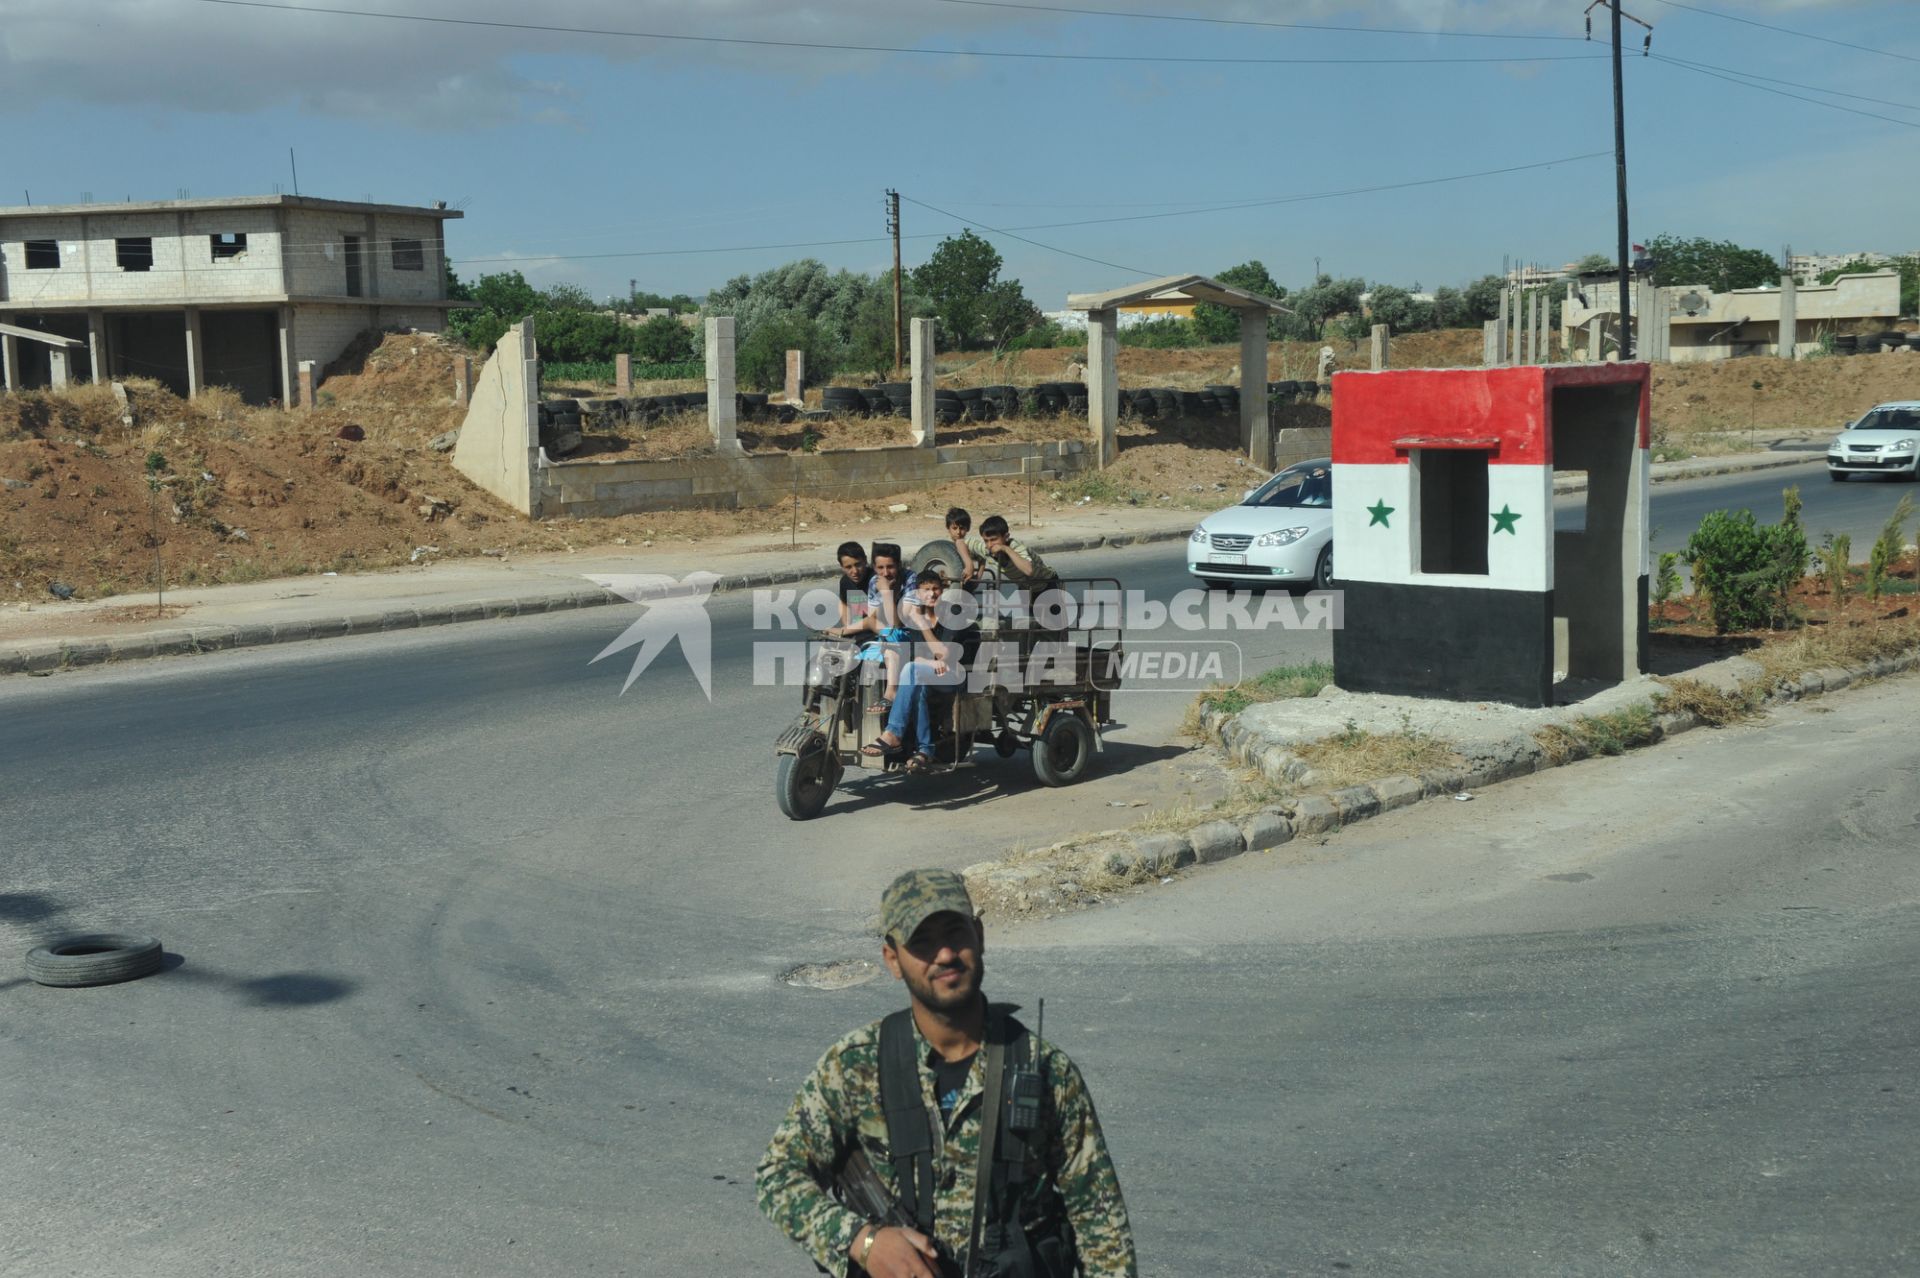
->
(1611, 0, 1633, 359)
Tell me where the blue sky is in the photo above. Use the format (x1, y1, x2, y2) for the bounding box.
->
(5, 0, 1915, 307)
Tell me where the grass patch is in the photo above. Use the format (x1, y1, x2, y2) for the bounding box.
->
(1293, 719, 1462, 792)
(1185, 660, 1333, 732)
(1656, 677, 1761, 726)
(1536, 704, 1661, 762)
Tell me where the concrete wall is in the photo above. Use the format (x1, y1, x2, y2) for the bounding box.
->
(1564, 272, 1900, 362)
(282, 210, 446, 302)
(452, 321, 540, 516)
(535, 438, 1092, 519)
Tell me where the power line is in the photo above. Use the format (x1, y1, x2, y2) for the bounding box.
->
(927, 0, 1585, 43)
(1646, 0, 1920, 65)
(188, 0, 1607, 66)
(1652, 54, 1920, 129)
(897, 195, 1161, 277)
(1653, 52, 1920, 114)
(990, 152, 1615, 233)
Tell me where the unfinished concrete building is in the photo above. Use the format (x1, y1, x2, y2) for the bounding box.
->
(0, 195, 464, 403)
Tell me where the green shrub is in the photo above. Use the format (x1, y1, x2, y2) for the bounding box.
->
(1682, 506, 1808, 632)
(1116, 318, 1206, 349)
(1819, 532, 1852, 606)
(1651, 550, 1681, 622)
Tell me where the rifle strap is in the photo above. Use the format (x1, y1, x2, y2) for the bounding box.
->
(879, 1010, 938, 1237)
(966, 1027, 1009, 1278)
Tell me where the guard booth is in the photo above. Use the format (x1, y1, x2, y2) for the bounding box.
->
(1329, 363, 1651, 707)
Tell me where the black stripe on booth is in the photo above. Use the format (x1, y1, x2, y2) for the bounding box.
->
(1333, 581, 1554, 707)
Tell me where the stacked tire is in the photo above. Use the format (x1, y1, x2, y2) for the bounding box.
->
(822, 386, 867, 417)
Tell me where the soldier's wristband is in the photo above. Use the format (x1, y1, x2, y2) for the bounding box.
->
(859, 1226, 879, 1264)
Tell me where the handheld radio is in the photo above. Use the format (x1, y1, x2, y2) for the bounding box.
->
(1006, 997, 1045, 1134)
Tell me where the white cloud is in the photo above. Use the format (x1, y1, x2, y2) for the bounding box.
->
(0, 0, 1876, 124)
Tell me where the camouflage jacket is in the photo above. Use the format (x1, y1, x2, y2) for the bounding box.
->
(756, 1011, 1137, 1276)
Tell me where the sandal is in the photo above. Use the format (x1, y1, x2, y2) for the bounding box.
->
(867, 697, 894, 716)
(905, 752, 932, 773)
(861, 733, 903, 757)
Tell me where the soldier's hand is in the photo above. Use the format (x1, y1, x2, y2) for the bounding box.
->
(864, 1225, 942, 1277)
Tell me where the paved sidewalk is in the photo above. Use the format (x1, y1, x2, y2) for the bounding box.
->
(0, 446, 1825, 677)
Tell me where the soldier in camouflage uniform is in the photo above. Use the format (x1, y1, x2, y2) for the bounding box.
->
(756, 868, 1137, 1277)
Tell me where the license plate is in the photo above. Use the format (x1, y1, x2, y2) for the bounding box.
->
(1215, 553, 1246, 565)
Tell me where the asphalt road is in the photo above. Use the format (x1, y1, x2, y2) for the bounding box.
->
(2, 462, 1915, 1275)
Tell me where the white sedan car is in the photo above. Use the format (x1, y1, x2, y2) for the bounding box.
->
(1187, 458, 1334, 591)
(1828, 402, 1920, 481)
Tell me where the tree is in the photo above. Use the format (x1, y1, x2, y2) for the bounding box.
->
(911, 230, 1037, 350)
(1573, 252, 1616, 274)
(737, 312, 836, 393)
(469, 270, 542, 321)
(1642, 234, 1779, 293)
(1192, 260, 1287, 343)
(540, 281, 596, 311)
(631, 314, 698, 365)
(1431, 285, 1467, 329)
(1366, 283, 1435, 334)
(1461, 274, 1506, 323)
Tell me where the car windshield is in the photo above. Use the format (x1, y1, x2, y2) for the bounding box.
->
(1853, 409, 1920, 432)
(1244, 466, 1332, 509)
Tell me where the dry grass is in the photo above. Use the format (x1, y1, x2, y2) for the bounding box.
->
(1534, 704, 1662, 762)
(1750, 614, 1920, 681)
(1294, 725, 1463, 792)
(1182, 660, 1335, 736)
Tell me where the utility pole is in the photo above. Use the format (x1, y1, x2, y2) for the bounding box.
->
(1586, 1, 1650, 359)
(886, 189, 903, 377)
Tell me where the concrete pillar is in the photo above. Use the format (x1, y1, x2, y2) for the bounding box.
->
(784, 349, 805, 405)
(1369, 323, 1389, 371)
(614, 352, 631, 397)
(1241, 309, 1272, 469)
(1495, 289, 1510, 367)
(1521, 296, 1534, 365)
(454, 355, 473, 405)
(184, 307, 205, 399)
(48, 347, 71, 390)
(1778, 274, 1798, 359)
(1, 332, 18, 392)
(1083, 308, 1119, 468)
(1587, 317, 1604, 362)
(87, 310, 106, 384)
(909, 317, 937, 449)
(277, 307, 295, 408)
(704, 316, 741, 454)
(298, 360, 316, 411)
(1482, 319, 1499, 367)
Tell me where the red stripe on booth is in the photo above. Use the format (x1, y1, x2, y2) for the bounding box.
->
(1331, 364, 1650, 466)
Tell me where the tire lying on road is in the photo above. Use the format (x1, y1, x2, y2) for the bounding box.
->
(26, 934, 165, 988)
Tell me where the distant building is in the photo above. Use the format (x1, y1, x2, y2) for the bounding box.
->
(1562, 271, 1900, 362)
(0, 195, 466, 403)
(1786, 250, 1911, 285)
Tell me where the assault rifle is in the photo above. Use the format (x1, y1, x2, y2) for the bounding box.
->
(833, 1147, 962, 1277)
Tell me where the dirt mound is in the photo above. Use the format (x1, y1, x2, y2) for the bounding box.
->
(1654, 350, 1920, 436)
(0, 335, 559, 603)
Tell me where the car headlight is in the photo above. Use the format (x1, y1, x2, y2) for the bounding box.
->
(1831, 436, 1847, 449)
(1190, 527, 1209, 543)
(1892, 438, 1917, 451)
(1255, 527, 1310, 547)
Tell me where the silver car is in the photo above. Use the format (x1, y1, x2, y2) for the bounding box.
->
(1187, 458, 1334, 591)
(1828, 402, 1920, 481)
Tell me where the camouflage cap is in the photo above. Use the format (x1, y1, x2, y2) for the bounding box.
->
(880, 867, 976, 944)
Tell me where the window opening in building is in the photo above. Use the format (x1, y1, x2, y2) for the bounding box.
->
(116, 237, 154, 272)
(24, 240, 60, 269)
(211, 233, 248, 260)
(343, 235, 364, 297)
(391, 238, 424, 271)
(1416, 449, 1490, 576)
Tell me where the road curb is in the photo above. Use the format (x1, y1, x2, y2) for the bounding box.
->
(965, 641, 1920, 917)
(1554, 452, 1819, 494)
(0, 527, 1194, 678)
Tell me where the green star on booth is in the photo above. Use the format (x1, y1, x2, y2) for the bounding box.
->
(1491, 504, 1522, 535)
(1366, 499, 1394, 528)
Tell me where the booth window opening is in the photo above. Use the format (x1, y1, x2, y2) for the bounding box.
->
(1416, 448, 1490, 576)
